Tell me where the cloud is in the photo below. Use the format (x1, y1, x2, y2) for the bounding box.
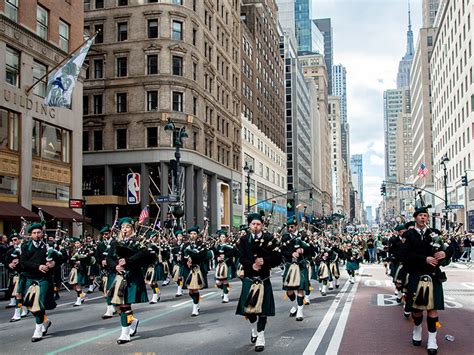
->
(369, 154, 384, 166)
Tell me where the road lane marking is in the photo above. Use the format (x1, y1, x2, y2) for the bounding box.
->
(326, 272, 361, 354)
(56, 295, 104, 307)
(171, 291, 216, 308)
(302, 280, 351, 355)
(46, 291, 220, 355)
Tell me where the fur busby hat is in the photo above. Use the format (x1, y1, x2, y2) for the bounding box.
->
(413, 207, 429, 218)
(27, 223, 43, 234)
(247, 212, 263, 225)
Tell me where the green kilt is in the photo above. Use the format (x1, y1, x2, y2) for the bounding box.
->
(154, 263, 167, 281)
(16, 273, 27, 295)
(116, 269, 149, 305)
(346, 260, 359, 272)
(405, 274, 445, 311)
(182, 264, 208, 289)
(76, 268, 88, 285)
(310, 263, 319, 280)
(106, 272, 116, 291)
(282, 262, 310, 292)
(236, 278, 275, 317)
(25, 276, 56, 311)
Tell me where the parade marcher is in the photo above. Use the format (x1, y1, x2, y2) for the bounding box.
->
(108, 217, 154, 344)
(281, 217, 311, 321)
(21, 223, 59, 342)
(171, 230, 185, 297)
(214, 229, 237, 303)
(400, 207, 453, 354)
(96, 224, 118, 319)
(85, 235, 99, 294)
(345, 244, 361, 284)
(5, 231, 29, 321)
(68, 238, 90, 307)
(317, 249, 331, 296)
(236, 213, 282, 352)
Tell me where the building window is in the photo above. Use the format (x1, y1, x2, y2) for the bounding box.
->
(172, 0, 183, 4)
(193, 96, 197, 115)
(5, 46, 20, 87)
(37, 5, 48, 40)
(59, 20, 70, 52)
(94, 59, 103, 78)
(147, 91, 158, 111)
(172, 20, 183, 40)
(93, 94, 103, 114)
(116, 93, 127, 113)
(172, 91, 183, 112)
(117, 57, 127, 76)
(94, 24, 104, 43)
(32, 119, 70, 163)
(117, 0, 128, 6)
(148, 19, 158, 38)
(93, 130, 103, 151)
(192, 62, 197, 80)
(0, 108, 19, 152)
(116, 129, 127, 149)
(147, 55, 158, 74)
(83, 131, 90, 151)
(32, 60, 47, 97)
(96, 0, 104, 8)
(117, 22, 128, 41)
(192, 28, 197, 45)
(172, 56, 183, 76)
(147, 127, 158, 147)
(5, 0, 18, 22)
(83, 95, 89, 115)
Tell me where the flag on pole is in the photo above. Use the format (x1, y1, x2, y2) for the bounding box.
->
(138, 206, 149, 224)
(44, 34, 97, 108)
(417, 163, 429, 178)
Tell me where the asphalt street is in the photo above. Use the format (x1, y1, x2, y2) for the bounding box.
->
(0, 263, 472, 355)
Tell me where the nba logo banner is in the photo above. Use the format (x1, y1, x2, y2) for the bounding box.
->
(127, 173, 140, 204)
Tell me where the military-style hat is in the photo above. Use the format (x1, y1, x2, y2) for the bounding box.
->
(239, 224, 248, 232)
(187, 226, 200, 234)
(216, 229, 228, 236)
(99, 224, 111, 234)
(404, 221, 416, 229)
(174, 229, 184, 236)
(247, 213, 263, 225)
(286, 216, 297, 226)
(8, 230, 20, 241)
(118, 217, 134, 227)
(69, 237, 81, 243)
(394, 224, 406, 232)
(27, 223, 43, 234)
(413, 206, 429, 218)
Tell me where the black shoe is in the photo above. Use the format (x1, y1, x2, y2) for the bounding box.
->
(412, 339, 422, 346)
(9, 317, 20, 323)
(251, 334, 257, 344)
(42, 321, 52, 336)
(403, 312, 410, 319)
(296, 316, 303, 321)
(54, 293, 60, 301)
(255, 345, 264, 352)
(427, 348, 437, 354)
(176, 294, 183, 298)
(102, 314, 113, 319)
(117, 339, 130, 344)
(396, 297, 402, 304)
(321, 292, 327, 296)
(31, 337, 42, 343)
(5, 304, 15, 309)
(335, 284, 339, 289)
(289, 310, 297, 317)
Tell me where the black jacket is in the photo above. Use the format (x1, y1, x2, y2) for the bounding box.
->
(237, 232, 281, 279)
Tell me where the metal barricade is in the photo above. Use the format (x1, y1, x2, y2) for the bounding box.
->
(0, 263, 8, 293)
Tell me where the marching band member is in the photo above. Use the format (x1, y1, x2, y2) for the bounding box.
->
(21, 223, 59, 342)
(6, 231, 28, 322)
(96, 224, 117, 319)
(236, 213, 282, 352)
(214, 229, 237, 303)
(68, 238, 90, 307)
(400, 207, 453, 355)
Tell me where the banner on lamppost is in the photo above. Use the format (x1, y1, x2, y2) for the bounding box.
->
(127, 173, 141, 205)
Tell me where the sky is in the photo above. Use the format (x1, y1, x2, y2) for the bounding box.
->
(311, 0, 422, 215)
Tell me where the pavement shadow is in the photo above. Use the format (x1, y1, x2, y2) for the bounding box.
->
(135, 319, 218, 340)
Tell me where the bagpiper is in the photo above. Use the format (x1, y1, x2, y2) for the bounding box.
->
(400, 207, 453, 354)
(235, 213, 282, 352)
(213, 229, 238, 303)
(68, 238, 91, 307)
(281, 217, 311, 321)
(21, 223, 60, 342)
(108, 217, 154, 344)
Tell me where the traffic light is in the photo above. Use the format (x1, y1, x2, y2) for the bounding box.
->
(287, 198, 295, 218)
(309, 192, 313, 201)
(461, 174, 468, 186)
(380, 184, 386, 196)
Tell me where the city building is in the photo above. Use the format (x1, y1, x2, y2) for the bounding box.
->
(430, 0, 473, 229)
(280, 30, 313, 218)
(422, 0, 440, 28)
(0, 0, 84, 234)
(396, 112, 414, 216)
(240, 0, 286, 228)
(82, 0, 242, 232)
(314, 18, 333, 95)
(366, 205, 373, 225)
(328, 96, 344, 214)
(299, 52, 332, 215)
(350, 154, 364, 209)
(410, 26, 436, 211)
(332, 63, 350, 172)
(396, 4, 415, 89)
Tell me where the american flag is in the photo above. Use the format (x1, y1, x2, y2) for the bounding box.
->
(138, 206, 149, 224)
(417, 163, 429, 178)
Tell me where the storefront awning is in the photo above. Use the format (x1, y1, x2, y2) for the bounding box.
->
(35, 204, 88, 223)
(0, 202, 40, 221)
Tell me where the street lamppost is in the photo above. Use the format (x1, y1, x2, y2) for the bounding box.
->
(164, 118, 188, 222)
(440, 153, 450, 231)
(243, 162, 254, 215)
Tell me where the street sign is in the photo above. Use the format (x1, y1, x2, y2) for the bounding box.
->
(447, 204, 464, 209)
(442, 209, 450, 213)
(127, 173, 141, 205)
(69, 199, 84, 209)
(399, 187, 413, 191)
(156, 195, 178, 203)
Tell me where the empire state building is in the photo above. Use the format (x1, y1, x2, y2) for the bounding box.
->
(397, 4, 415, 89)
